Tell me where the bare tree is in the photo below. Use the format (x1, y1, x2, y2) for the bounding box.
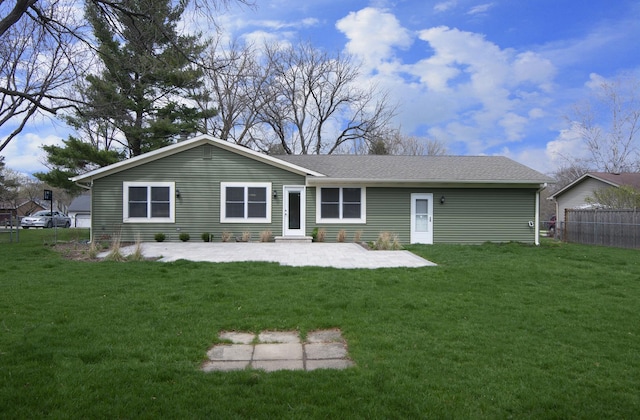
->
(252, 42, 396, 155)
(0, 0, 253, 154)
(568, 73, 640, 173)
(0, 0, 86, 153)
(203, 39, 272, 146)
(357, 129, 448, 156)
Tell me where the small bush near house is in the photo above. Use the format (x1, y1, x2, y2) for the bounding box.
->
(316, 228, 326, 242)
(374, 231, 402, 250)
(241, 231, 251, 242)
(354, 230, 363, 242)
(221, 231, 232, 242)
(179, 233, 190, 242)
(201, 232, 213, 242)
(260, 230, 272, 242)
(154, 233, 166, 242)
(337, 229, 347, 242)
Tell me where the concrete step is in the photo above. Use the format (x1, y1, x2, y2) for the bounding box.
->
(274, 236, 313, 243)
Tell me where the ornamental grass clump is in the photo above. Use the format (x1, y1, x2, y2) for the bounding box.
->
(374, 231, 402, 250)
(127, 235, 144, 261)
(105, 234, 126, 262)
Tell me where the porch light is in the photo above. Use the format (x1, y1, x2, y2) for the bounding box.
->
(440, 195, 445, 204)
(176, 189, 181, 198)
(273, 190, 278, 199)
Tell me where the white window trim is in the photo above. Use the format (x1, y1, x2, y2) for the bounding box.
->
(220, 182, 272, 223)
(316, 187, 366, 224)
(123, 182, 175, 223)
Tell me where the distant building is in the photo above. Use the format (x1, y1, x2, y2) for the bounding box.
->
(68, 193, 91, 228)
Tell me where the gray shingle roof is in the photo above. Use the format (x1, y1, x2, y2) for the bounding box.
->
(276, 155, 553, 183)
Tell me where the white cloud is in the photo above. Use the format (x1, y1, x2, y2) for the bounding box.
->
(2, 131, 64, 175)
(467, 3, 495, 15)
(434, 1, 457, 13)
(335, 8, 412, 69)
(545, 123, 588, 168)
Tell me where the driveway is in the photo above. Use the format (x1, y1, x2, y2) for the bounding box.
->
(112, 242, 436, 269)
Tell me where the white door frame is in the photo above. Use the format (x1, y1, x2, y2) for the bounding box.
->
(410, 193, 433, 244)
(283, 186, 305, 236)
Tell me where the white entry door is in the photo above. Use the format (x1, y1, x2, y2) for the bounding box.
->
(283, 186, 305, 236)
(411, 193, 433, 244)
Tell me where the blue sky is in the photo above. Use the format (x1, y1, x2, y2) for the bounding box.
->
(3, 0, 640, 175)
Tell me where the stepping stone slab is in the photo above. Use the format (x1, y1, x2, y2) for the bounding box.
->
(306, 329, 344, 343)
(202, 361, 249, 372)
(219, 331, 255, 344)
(258, 331, 300, 343)
(305, 342, 348, 360)
(253, 343, 303, 360)
(306, 359, 355, 371)
(252, 360, 304, 372)
(207, 344, 253, 361)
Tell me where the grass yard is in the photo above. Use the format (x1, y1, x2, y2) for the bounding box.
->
(1, 229, 639, 418)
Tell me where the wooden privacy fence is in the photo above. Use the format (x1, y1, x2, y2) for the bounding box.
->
(562, 209, 640, 249)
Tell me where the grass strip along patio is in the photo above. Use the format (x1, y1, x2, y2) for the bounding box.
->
(1, 230, 639, 418)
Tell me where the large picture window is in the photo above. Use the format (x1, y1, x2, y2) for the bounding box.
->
(123, 182, 175, 223)
(317, 187, 365, 223)
(221, 182, 271, 223)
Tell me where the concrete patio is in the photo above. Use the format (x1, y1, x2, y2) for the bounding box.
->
(110, 242, 436, 269)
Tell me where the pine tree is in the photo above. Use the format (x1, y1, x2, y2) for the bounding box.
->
(79, 0, 211, 157)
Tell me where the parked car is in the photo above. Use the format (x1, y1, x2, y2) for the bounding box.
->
(21, 211, 71, 229)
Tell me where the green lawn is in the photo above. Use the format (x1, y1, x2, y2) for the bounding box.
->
(1, 230, 639, 418)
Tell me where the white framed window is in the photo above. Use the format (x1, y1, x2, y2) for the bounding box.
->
(123, 182, 175, 223)
(316, 187, 366, 224)
(220, 182, 271, 223)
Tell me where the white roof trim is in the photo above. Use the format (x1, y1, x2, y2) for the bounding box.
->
(70, 135, 325, 182)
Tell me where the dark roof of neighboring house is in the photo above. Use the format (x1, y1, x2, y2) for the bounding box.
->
(550, 172, 640, 199)
(588, 172, 640, 189)
(277, 155, 553, 184)
(68, 194, 91, 212)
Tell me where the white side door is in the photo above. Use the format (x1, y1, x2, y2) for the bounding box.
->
(283, 186, 305, 236)
(410, 193, 433, 244)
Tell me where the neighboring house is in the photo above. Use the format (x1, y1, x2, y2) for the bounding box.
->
(68, 193, 91, 228)
(0, 199, 46, 224)
(550, 172, 640, 225)
(70, 135, 553, 244)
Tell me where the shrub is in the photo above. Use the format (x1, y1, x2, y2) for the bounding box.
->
(337, 229, 347, 242)
(179, 233, 190, 242)
(260, 230, 272, 242)
(241, 231, 251, 242)
(316, 228, 326, 242)
(154, 233, 166, 242)
(354, 230, 363, 242)
(201, 232, 213, 242)
(221, 231, 232, 242)
(311, 227, 318, 241)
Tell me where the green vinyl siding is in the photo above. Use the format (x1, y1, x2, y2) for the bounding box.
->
(91, 144, 304, 242)
(433, 188, 537, 244)
(306, 187, 537, 244)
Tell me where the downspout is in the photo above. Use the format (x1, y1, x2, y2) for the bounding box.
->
(534, 183, 547, 246)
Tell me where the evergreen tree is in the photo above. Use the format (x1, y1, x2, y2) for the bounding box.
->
(79, 0, 211, 157)
(35, 137, 124, 193)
